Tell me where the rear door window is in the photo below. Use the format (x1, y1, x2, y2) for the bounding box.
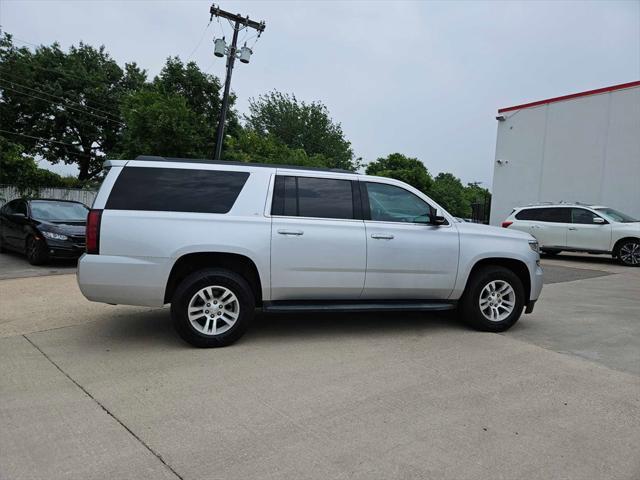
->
(271, 176, 355, 220)
(106, 167, 249, 214)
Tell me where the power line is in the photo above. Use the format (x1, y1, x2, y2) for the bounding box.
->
(0, 128, 94, 158)
(0, 83, 125, 126)
(0, 75, 122, 122)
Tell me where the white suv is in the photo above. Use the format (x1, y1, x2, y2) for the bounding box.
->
(502, 204, 640, 266)
(78, 156, 543, 347)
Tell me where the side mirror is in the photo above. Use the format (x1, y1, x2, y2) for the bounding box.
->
(431, 215, 447, 226)
(593, 217, 605, 224)
(10, 212, 26, 221)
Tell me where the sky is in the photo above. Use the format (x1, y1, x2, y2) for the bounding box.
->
(1, 0, 639, 188)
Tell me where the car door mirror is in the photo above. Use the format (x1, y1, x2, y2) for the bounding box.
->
(431, 215, 447, 226)
(593, 217, 605, 224)
(10, 212, 26, 222)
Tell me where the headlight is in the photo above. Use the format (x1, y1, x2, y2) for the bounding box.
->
(41, 231, 68, 241)
(528, 240, 540, 254)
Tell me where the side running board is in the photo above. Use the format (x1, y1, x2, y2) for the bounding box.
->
(262, 301, 457, 313)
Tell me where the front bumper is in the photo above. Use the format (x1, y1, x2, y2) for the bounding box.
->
(43, 237, 86, 259)
(526, 263, 544, 314)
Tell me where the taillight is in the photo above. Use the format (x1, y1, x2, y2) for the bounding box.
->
(501, 221, 513, 228)
(86, 209, 102, 254)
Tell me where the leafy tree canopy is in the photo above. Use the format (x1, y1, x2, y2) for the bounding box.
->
(365, 153, 433, 193)
(430, 172, 470, 218)
(225, 130, 328, 168)
(0, 33, 146, 180)
(0, 136, 66, 193)
(245, 91, 358, 171)
(117, 57, 236, 160)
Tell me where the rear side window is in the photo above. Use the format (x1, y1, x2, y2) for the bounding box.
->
(106, 167, 249, 214)
(271, 175, 354, 219)
(516, 207, 570, 223)
(515, 208, 544, 221)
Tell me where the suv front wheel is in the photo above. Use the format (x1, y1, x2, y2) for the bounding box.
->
(459, 266, 525, 332)
(171, 268, 255, 347)
(615, 239, 640, 267)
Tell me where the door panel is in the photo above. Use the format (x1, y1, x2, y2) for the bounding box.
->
(530, 223, 568, 248)
(363, 221, 459, 299)
(360, 181, 459, 300)
(567, 208, 612, 251)
(270, 217, 366, 300)
(528, 207, 571, 248)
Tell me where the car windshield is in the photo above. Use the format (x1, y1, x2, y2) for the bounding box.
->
(30, 201, 88, 221)
(595, 208, 638, 223)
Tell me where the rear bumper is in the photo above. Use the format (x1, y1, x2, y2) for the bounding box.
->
(77, 253, 168, 307)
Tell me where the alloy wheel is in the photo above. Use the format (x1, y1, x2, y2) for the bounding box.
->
(479, 280, 516, 322)
(619, 242, 640, 266)
(187, 285, 240, 336)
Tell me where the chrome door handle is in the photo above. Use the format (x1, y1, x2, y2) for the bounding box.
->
(277, 229, 304, 236)
(371, 233, 394, 240)
(568, 227, 577, 231)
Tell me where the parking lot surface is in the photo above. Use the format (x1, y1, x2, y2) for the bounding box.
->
(1, 254, 639, 479)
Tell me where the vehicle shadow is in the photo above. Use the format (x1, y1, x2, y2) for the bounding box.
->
(541, 252, 617, 266)
(84, 307, 467, 350)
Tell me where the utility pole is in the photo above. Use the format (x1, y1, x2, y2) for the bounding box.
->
(209, 4, 265, 160)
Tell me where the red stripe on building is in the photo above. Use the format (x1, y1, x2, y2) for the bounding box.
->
(498, 80, 640, 113)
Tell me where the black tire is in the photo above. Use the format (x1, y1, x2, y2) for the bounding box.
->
(615, 239, 640, 267)
(459, 265, 525, 332)
(541, 249, 561, 256)
(26, 235, 49, 265)
(170, 268, 255, 347)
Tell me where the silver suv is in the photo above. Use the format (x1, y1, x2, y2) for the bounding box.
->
(78, 156, 543, 347)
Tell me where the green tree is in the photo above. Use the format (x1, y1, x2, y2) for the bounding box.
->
(225, 130, 328, 167)
(365, 153, 433, 193)
(430, 172, 470, 218)
(0, 136, 65, 193)
(118, 89, 205, 159)
(0, 33, 146, 180)
(117, 57, 231, 159)
(245, 91, 357, 171)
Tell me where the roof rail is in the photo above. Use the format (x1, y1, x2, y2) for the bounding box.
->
(134, 155, 355, 174)
(525, 201, 593, 207)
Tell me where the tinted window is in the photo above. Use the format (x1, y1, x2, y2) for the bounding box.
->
(516, 207, 570, 223)
(106, 167, 249, 214)
(271, 176, 354, 219)
(14, 201, 27, 216)
(515, 208, 543, 221)
(366, 182, 433, 223)
(30, 201, 88, 221)
(571, 208, 601, 224)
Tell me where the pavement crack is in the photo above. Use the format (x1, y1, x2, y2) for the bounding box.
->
(22, 334, 184, 480)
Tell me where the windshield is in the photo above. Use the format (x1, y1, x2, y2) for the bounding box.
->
(595, 208, 638, 223)
(30, 201, 88, 221)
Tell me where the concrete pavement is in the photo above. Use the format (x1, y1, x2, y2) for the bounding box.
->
(1, 257, 639, 479)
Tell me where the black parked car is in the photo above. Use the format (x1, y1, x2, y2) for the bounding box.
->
(0, 198, 89, 265)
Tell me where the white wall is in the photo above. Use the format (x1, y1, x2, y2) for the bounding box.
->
(490, 85, 640, 224)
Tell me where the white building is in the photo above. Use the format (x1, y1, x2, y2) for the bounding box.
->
(489, 81, 640, 225)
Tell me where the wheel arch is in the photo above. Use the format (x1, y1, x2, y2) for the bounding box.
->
(464, 257, 531, 302)
(612, 236, 640, 257)
(164, 252, 263, 305)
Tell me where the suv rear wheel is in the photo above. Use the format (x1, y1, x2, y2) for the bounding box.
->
(459, 265, 525, 332)
(171, 268, 255, 347)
